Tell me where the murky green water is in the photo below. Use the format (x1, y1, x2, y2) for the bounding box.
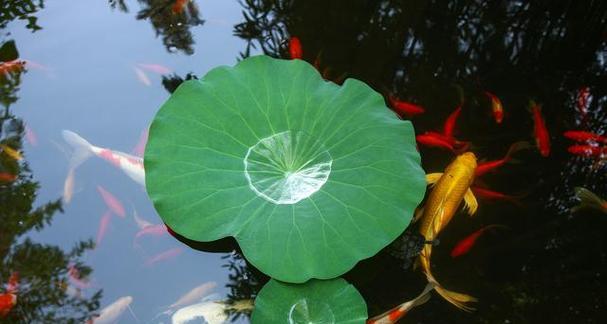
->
(1, 1, 606, 323)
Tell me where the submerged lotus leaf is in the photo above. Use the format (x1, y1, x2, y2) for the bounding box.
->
(251, 278, 367, 324)
(145, 55, 425, 282)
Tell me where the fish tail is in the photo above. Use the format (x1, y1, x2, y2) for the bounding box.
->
(573, 187, 606, 213)
(505, 141, 532, 161)
(62, 130, 94, 170)
(421, 250, 476, 312)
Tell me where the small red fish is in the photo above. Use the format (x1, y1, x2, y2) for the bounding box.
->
(0, 293, 16, 318)
(576, 86, 590, 119)
(96, 186, 126, 218)
(567, 145, 606, 158)
(443, 105, 462, 139)
(133, 66, 151, 86)
(416, 132, 454, 152)
(530, 101, 550, 157)
(563, 130, 607, 144)
(24, 126, 38, 146)
(144, 247, 183, 267)
(475, 142, 529, 177)
(172, 0, 188, 14)
(485, 91, 504, 124)
(0, 172, 17, 182)
(389, 96, 425, 117)
(96, 210, 112, 246)
(288, 37, 303, 60)
(450, 225, 507, 258)
(471, 187, 522, 206)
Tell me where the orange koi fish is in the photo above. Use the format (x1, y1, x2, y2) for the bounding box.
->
(450, 225, 507, 258)
(0, 172, 17, 182)
(288, 36, 303, 59)
(172, 0, 189, 14)
(367, 283, 434, 324)
(530, 101, 550, 157)
(389, 96, 425, 117)
(0, 144, 22, 161)
(136, 63, 172, 75)
(62, 130, 145, 186)
(24, 126, 38, 146)
(97, 186, 126, 218)
(567, 145, 606, 158)
(144, 247, 183, 267)
(419, 153, 479, 311)
(96, 210, 112, 246)
(443, 105, 462, 139)
(485, 91, 503, 124)
(563, 130, 607, 144)
(475, 142, 529, 177)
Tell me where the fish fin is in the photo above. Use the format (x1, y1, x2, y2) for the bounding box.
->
(426, 173, 443, 187)
(573, 187, 606, 213)
(62, 130, 94, 170)
(464, 189, 478, 216)
(433, 284, 477, 312)
(505, 141, 532, 161)
(413, 206, 425, 223)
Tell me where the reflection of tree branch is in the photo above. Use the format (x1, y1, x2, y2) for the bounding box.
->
(109, 0, 205, 55)
(0, 0, 45, 32)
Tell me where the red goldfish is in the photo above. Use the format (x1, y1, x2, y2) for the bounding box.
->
(471, 187, 522, 206)
(451, 225, 507, 258)
(367, 283, 434, 324)
(563, 130, 607, 144)
(443, 105, 462, 139)
(416, 132, 455, 152)
(567, 145, 606, 158)
(132, 128, 148, 157)
(0, 272, 19, 318)
(530, 101, 550, 157)
(96, 186, 126, 218)
(134, 224, 167, 245)
(288, 37, 303, 59)
(24, 126, 38, 146)
(485, 91, 504, 124)
(136, 63, 171, 75)
(475, 142, 529, 177)
(389, 96, 425, 117)
(133, 66, 151, 86)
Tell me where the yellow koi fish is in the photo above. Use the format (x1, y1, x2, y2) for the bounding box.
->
(0, 144, 22, 161)
(417, 152, 478, 311)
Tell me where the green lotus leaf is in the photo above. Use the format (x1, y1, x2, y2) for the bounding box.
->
(145, 55, 425, 282)
(251, 278, 367, 324)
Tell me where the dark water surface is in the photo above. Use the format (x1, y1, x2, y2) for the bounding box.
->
(1, 0, 607, 323)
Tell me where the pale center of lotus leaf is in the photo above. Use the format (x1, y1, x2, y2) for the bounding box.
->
(288, 298, 335, 324)
(244, 130, 332, 205)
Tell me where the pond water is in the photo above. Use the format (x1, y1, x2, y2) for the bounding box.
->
(1, 0, 606, 323)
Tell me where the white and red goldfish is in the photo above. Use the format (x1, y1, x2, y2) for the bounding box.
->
(367, 283, 434, 324)
(88, 296, 135, 324)
(62, 130, 144, 186)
